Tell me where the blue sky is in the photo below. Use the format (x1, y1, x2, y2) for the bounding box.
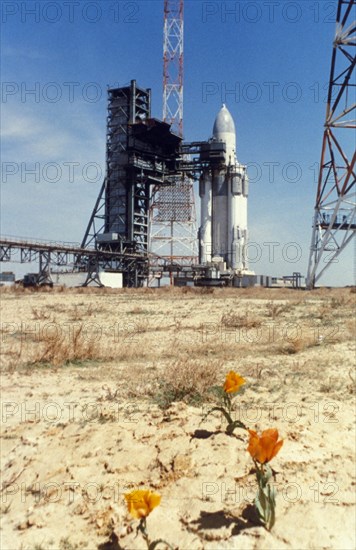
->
(1, 0, 354, 285)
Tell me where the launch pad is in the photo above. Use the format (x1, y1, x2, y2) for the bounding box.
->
(0, 81, 258, 288)
(1, 1, 354, 290)
(0, 81, 307, 289)
(78, 82, 256, 287)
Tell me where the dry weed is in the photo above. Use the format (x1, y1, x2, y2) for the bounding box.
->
(314, 304, 332, 320)
(28, 325, 110, 367)
(134, 321, 148, 334)
(70, 305, 83, 321)
(347, 370, 356, 394)
(266, 301, 289, 319)
(196, 286, 215, 295)
(154, 359, 222, 408)
(128, 306, 151, 315)
(51, 304, 69, 314)
(277, 334, 323, 354)
(221, 310, 261, 329)
(31, 307, 51, 321)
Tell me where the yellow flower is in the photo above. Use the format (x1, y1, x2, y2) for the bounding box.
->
(124, 489, 161, 519)
(247, 428, 283, 464)
(223, 371, 246, 393)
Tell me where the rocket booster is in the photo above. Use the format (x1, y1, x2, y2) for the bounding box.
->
(199, 104, 249, 271)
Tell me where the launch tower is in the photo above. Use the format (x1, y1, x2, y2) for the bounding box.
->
(82, 80, 181, 286)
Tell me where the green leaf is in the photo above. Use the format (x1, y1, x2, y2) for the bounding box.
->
(255, 464, 265, 485)
(254, 482, 277, 531)
(208, 386, 232, 410)
(264, 464, 273, 483)
(209, 385, 225, 398)
(266, 484, 276, 530)
(255, 463, 272, 488)
(255, 486, 268, 521)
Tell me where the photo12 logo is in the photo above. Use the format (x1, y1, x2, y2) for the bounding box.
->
(1, 480, 139, 505)
(201, 479, 339, 504)
(201, 81, 330, 105)
(201, 2, 337, 24)
(1, 82, 103, 104)
(1, 2, 140, 24)
(1, 162, 103, 184)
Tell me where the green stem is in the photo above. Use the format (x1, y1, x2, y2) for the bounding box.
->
(227, 394, 232, 415)
(138, 518, 151, 549)
(253, 459, 260, 474)
(226, 419, 248, 435)
(253, 461, 276, 531)
(202, 406, 233, 425)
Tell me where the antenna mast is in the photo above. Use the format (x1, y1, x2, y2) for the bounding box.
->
(149, 0, 198, 283)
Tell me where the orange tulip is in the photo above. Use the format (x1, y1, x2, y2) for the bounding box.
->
(223, 371, 246, 393)
(124, 489, 161, 519)
(247, 428, 283, 464)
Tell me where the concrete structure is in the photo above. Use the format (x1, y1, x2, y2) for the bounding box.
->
(52, 271, 123, 288)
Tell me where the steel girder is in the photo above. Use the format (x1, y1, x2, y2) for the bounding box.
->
(306, 0, 356, 288)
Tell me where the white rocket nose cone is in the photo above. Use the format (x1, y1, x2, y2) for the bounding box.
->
(213, 104, 235, 137)
(212, 104, 237, 162)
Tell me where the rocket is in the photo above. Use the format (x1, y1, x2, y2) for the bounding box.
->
(199, 104, 249, 272)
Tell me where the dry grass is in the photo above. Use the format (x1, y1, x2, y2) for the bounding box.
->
(277, 337, 317, 355)
(314, 304, 332, 320)
(274, 328, 344, 354)
(154, 359, 222, 409)
(127, 306, 151, 315)
(28, 324, 110, 367)
(347, 369, 356, 394)
(265, 300, 290, 319)
(68, 304, 97, 321)
(0, 324, 115, 370)
(69, 305, 83, 321)
(1, 284, 355, 549)
(31, 307, 52, 321)
(1, 286, 355, 375)
(51, 304, 70, 314)
(1, 283, 354, 302)
(221, 309, 261, 329)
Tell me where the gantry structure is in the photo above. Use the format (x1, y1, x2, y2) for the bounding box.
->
(0, 236, 145, 287)
(306, 0, 356, 288)
(81, 80, 182, 286)
(149, 0, 198, 279)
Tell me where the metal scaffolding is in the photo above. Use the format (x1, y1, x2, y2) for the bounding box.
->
(163, 0, 183, 136)
(82, 81, 152, 286)
(306, 0, 356, 288)
(82, 80, 185, 287)
(0, 237, 146, 287)
(149, 0, 198, 280)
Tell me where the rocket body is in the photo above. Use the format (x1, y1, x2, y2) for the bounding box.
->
(199, 105, 249, 271)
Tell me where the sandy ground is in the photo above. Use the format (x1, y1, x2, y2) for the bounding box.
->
(0, 286, 355, 550)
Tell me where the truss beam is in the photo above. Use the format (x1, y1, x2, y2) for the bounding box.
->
(306, 0, 355, 288)
(149, 0, 198, 279)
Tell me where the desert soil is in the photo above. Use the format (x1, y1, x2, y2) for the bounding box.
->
(0, 285, 355, 550)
